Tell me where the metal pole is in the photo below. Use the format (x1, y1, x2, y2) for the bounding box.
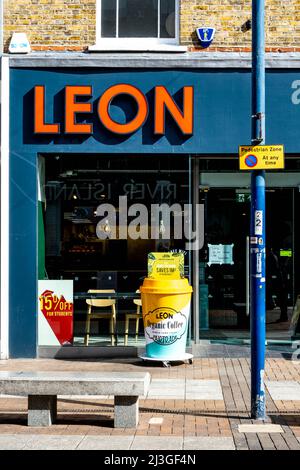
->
(251, 0, 266, 420)
(246, 236, 250, 317)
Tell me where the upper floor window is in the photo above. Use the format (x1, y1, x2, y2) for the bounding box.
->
(96, 0, 179, 47)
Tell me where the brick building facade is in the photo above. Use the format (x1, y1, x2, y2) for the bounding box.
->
(2, 0, 300, 360)
(3, 0, 300, 53)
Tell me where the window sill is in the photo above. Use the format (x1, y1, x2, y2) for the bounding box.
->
(88, 43, 187, 53)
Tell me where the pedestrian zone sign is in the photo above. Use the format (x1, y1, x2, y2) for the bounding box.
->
(239, 145, 284, 170)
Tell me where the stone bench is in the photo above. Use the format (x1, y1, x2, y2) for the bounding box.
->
(0, 371, 151, 428)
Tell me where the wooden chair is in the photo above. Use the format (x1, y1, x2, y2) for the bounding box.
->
(84, 289, 116, 346)
(124, 291, 142, 346)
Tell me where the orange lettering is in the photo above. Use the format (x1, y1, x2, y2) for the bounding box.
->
(154, 86, 194, 135)
(34, 86, 60, 134)
(98, 84, 148, 134)
(65, 86, 93, 134)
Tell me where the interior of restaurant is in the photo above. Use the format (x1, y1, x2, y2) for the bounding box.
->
(39, 153, 190, 347)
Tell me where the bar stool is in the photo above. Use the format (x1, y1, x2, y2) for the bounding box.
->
(84, 289, 116, 346)
(124, 291, 142, 346)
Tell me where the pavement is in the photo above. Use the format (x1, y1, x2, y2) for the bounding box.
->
(0, 353, 299, 450)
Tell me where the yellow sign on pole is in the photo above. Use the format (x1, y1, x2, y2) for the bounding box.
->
(239, 145, 284, 170)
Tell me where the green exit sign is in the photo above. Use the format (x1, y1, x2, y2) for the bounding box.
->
(236, 193, 251, 203)
(280, 249, 292, 257)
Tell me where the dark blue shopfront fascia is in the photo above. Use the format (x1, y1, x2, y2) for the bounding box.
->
(9, 67, 300, 357)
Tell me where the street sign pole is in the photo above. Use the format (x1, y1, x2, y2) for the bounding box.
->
(251, 0, 266, 419)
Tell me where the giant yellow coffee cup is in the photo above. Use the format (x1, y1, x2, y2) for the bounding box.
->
(140, 278, 193, 360)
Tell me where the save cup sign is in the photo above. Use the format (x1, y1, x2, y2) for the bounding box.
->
(239, 145, 284, 170)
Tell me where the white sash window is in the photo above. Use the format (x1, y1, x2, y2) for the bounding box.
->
(93, 0, 181, 50)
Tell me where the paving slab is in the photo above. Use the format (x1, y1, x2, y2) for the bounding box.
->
(131, 436, 183, 450)
(77, 435, 133, 450)
(183, 436, 235, 450)
(147, 392, 185, 399)
(147, 379, 223, 400)
(0, 435, 28, 450)
(244, 433, 262, 450)
(0, 435, 238, 451)
(266, 381, 300, 401)
(238, 424, 284, 434)
(24, 434, 84, 450)
(148, 379, 185, 387)
(147, 379, 185, 399)
(149, 417, 164, 424)
(269, 434, 289, 451)
(257, 433, 276, 450)
(185, 380, 223, 400)
(282, 434, 300, 450)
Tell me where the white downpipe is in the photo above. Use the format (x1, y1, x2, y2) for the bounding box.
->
(0, 57, 9, 359)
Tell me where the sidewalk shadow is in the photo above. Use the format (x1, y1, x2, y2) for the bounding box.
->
(0, 413, 114, 427)
(269, 413, 300, 427)
(57, 414, 113, 426)
(58, 398, 113, 408)
(55, 357, 187, 368)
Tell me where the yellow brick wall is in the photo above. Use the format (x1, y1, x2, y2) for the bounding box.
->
(3, 0, 96, 51)
(3, 0, 300, 52)
(181, 0, 300, 52)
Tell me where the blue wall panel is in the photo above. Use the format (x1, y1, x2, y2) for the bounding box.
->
(9, 150, 37, 357)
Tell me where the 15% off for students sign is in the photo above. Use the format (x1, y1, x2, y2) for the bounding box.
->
(239, 145, 284, 170)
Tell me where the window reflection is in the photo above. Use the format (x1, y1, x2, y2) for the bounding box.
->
(160, 0, 176, 38)
(101, 0, 117, 38)
(119, 0, 158, 38)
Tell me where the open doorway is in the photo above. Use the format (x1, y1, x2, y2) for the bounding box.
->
(198, 165, 300, 348)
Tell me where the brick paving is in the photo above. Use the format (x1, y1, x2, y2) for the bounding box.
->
(0, 356, 299, 450)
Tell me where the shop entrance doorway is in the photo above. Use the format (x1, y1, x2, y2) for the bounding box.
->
(198, 170, 300, 346)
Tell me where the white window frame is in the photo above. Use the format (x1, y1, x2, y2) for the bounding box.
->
(90, 0, 185, 51)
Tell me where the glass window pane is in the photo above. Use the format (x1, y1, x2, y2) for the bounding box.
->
(160, 0, 176, 38)
(101, 0, 117, 38)
(119, 0, 158, 38)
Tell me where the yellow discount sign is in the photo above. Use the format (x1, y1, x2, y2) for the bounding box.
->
(147, 252, 184, 280)
(239, 145, 284, 170)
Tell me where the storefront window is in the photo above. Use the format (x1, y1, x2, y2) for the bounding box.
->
(39, 154, 190, 347)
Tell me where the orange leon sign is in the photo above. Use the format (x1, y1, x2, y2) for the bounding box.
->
(33, 84, 194, 136)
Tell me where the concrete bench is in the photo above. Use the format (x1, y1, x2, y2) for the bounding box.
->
(0, 371, 151, 428)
